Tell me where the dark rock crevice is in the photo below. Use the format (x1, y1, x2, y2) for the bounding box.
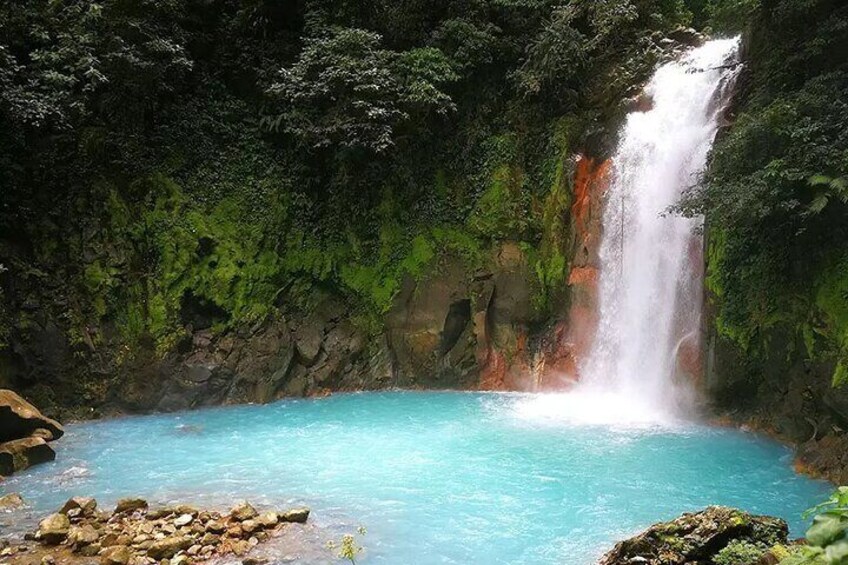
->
(439, 299, 471, 357)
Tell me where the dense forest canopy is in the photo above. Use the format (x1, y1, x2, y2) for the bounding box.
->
(0, 0, 701, 348)
(0, 0, 846, 393)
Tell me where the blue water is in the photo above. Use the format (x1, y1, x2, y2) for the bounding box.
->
(0, 392, 831, 564)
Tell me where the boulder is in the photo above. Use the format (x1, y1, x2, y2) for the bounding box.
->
(230, 502, 258, 521)
(81, 543, 102, 557)
(38, 512, 71, 545)
(0, 492, 24, 510)
(173, 504, 199, 516)
(101, 545, 131, 565)
(205, 520, 226, 534)
(200, 533, 220, 545)
(68, 523, 100, 546)
(60, 496, 98, 516)
(147, 536, 192, 559)
(256, 511, 278, 528)
(0, 389, 64, 443)
(599, 506, 788, 565)
(115, 497, 148, 514)
(187, 544, 202, 556)
(667, 26, 706, 47)
(281, 507, 309, 524)
(231, 540, 251, 556)
(0, 436, 56, 475)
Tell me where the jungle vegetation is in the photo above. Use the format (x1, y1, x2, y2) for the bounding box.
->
(1, 0, 845, 389)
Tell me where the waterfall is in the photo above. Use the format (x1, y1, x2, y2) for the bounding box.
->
(580, 38, 742, 419)
(515, 38, 741, 426)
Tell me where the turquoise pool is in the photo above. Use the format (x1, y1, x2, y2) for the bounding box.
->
(0, 392, 831, 564)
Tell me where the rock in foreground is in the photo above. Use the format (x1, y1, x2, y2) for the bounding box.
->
(0, 389, 64, 443)
(599, 506, 788, 565)
(0, 493, 25, 510)
(0, 436, 56, 476)
(0, 497, 312, 565)
(0, 389, 64, 477)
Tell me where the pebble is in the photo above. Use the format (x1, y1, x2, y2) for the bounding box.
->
(1, 497, 311, 565)
(173, 514, 192, 527)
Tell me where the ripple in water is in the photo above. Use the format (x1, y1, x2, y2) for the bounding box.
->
(0, 392, 831, 564)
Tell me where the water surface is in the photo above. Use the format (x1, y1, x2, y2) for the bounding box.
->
(1, 392, 830, 564)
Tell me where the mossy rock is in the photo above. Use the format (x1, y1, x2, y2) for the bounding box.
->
(599, 506, 788, 565)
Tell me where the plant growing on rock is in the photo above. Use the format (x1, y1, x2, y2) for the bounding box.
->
(715, 539, 768, 565)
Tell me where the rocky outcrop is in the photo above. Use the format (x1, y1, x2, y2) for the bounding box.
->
(0, 436, 56, 476)
(706, 326, 848, 484)
(0, 389, 64, 476)
(1, 497, 314, 565)
(1, 240, 571, 418)
(600, 506, 789, 565)
(0, 389, 64, 442)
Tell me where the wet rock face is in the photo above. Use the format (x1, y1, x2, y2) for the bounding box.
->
(386, 255, 485, 389)
(2, 240, 561, 417)
(599, 506, 788, 565)
(706, 328, 848, 484)
(0, 390, 63, 477)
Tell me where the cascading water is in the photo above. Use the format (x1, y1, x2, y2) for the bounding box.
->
(518, 38, 742, 426)
(584, 38, 741, 419)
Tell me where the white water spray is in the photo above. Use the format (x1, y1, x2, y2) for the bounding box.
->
(515, 38, 741, 427)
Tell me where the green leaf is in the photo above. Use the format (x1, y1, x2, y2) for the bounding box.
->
(809, 193, 830, 214)
(807, 513, 848, 547)
(809, 174, 833, 187)
(825, 539, 848, 563)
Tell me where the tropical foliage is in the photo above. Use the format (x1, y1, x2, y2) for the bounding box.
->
(0, 0, 699, 359)
(678, 0, 848, 385)
(781, 488, 848, 565)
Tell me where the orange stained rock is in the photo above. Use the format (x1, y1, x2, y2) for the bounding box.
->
(479, 348, 508, 391)
(567, 266, 598, 288)
(571, 156, 610, 242)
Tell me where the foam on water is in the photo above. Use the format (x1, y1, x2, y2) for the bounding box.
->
(509, 389, 682, 428)
(0, 392, 831, 564)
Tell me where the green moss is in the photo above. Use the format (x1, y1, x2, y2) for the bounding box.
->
(84, 174, 291, 354)
(815, 256, 848, 386)
(714, 540, 766, 565)
(468, 163, 530, 240)
(657, 534, 687, 551)
(527, 117, 578, 315)
(431, 227, 484, 267)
